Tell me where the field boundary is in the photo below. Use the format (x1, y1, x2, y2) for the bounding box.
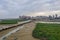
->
(0, 20, 32, 31)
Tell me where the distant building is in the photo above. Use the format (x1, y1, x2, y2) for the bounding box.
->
(53, 15, 55, 19)
(19, 16, 31, 20)
(19, 14, 60, 22)
(49, 15, 53, 20)
(55, 14, 58, 19)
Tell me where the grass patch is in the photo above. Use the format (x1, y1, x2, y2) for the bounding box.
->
(32, 23, 60, 40)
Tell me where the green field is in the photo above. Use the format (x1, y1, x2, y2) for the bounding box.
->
(0, 19, 18, 24)
(0, 19, 23, 24)
(32, 23, 60, 40)
(0, 19, 29, 24)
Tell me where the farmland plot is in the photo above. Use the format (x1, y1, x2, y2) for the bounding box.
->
(32, 23, 60, 40)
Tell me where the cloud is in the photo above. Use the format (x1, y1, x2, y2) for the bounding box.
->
(0, 0, 60, 18)
(26, 10, 60, 16)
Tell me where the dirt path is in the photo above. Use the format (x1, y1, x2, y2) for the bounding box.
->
(5, 22, 39, 40)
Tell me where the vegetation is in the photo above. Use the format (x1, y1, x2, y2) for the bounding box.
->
(0, 19, 20, 24)
(32, 23, 60, 40)
(0, 18, 29, 24)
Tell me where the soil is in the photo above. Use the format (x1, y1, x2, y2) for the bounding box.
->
(5, 22, 39, 40)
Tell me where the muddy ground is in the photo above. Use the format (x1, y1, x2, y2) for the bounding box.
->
(0, 22, 39, 40)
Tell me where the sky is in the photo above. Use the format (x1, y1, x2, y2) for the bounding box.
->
(0, 0, 60, 19)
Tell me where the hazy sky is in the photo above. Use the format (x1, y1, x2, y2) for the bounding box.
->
(0, 0, 60, 19)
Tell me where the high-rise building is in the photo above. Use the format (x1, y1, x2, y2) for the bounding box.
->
(49, 15, 53, 20)
(53, 15, 55, 19)
(55, 14, 58, 18)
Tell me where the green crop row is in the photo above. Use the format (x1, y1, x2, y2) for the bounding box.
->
(32, 23, 60, 40)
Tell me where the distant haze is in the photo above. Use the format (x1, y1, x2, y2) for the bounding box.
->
(0, 0, 60, 19)
(25, 10, 60, 17)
